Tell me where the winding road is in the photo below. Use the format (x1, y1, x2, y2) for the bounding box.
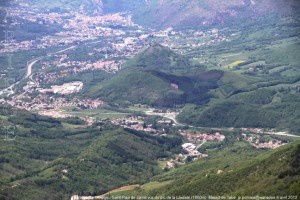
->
(0, 45, 77, 96)
(26, 45, 76, 79)
(144, 109, 300, 138)
(26, 59, 40, 79)
(1, 42, 299, 139)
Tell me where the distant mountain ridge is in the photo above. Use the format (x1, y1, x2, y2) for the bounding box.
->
(132, 0, 299, 29)
(18, 0, 300, 29)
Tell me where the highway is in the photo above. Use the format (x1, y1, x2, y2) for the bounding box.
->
(0, 45, 77, 97)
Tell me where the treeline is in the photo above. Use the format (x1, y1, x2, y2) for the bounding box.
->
(0, 106, 183, 199)
(178, 89, 300, 134)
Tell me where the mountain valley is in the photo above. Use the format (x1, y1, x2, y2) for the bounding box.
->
(0, 0, 300, 199)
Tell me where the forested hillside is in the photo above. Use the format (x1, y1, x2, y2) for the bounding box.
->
(0, 106, 181, 199)
(106, 141, 300, 197)
(86, 44, 223, 107)
(1, 0, 299, 199)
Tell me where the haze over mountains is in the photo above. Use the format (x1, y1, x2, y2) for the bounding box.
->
(0, 0, 300, 199)
(14, 0, 300, 29)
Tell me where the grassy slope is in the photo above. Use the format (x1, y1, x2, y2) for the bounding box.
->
(108, 141, 300, 197)
(154, 141, 300, 196)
